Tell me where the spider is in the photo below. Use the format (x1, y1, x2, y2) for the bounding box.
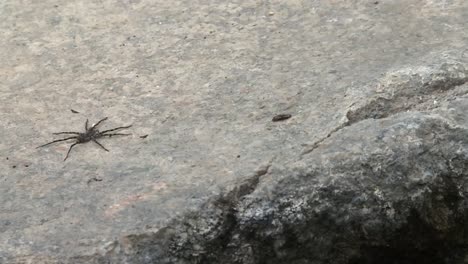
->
(37, 117, 132, 161)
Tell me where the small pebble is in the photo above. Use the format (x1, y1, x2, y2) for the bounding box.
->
(272, 114, 292, 122)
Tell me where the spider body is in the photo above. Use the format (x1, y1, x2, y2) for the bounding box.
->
(76, 128, 100, 143)
(37, 117, 132, 161)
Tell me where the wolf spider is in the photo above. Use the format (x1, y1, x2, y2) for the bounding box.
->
(37, 117, 132, 161)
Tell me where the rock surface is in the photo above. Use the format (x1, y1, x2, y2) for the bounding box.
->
(1, 0, 468, 263)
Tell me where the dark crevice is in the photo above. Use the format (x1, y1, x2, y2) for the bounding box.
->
(348, 209, 465, 264)
(178, 163, 272, 263)
(348, 171, 467, 264)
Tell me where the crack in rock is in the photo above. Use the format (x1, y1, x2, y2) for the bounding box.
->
(303, 62, 468, 156)
(89, 163, 273, 264)
(346, 62, 468, 123)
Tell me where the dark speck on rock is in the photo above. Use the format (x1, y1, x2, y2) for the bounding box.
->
(87, 177, 103, 185)
(272, 114, 292, 122)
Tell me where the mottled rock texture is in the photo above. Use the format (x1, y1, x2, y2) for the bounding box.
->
(2, 0, 468, 263)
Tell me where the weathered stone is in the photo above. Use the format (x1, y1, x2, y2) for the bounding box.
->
(81, 96, 468, 264)
(2, 0, 468, 263)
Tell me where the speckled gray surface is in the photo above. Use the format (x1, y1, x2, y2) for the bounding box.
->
(1, 0, 468, 262)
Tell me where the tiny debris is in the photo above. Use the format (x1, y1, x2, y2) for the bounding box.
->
(6, 157, 8, 160)
(70, 109, 80, 114)
(12, 165, 16, 169)
(87, 177, 103, 185)
(24, 165, 29, 167)
(272, 114, 292, 122)
(140, 134, 148, 139)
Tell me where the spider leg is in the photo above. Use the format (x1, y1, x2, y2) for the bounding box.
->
(64, 142, 78, 161)
(53, 132, 80, 135)
(91, 117, 108, 129)
(85, 119, 89, 130)
(100, 125, 132, 134)
(93, 139, 109, 152)
(37, 136, 78, 148)
(101, 133, 132, 137)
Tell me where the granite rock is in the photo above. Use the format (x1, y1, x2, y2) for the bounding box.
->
(2, 0, 468, 263)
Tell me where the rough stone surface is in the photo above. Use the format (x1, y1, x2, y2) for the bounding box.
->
(2, 0, 468, 263)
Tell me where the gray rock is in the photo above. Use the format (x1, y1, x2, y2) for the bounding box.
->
(233, 103, 468, 264)
(88, 96, 468, 264)
(2, 0, 468, 263)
